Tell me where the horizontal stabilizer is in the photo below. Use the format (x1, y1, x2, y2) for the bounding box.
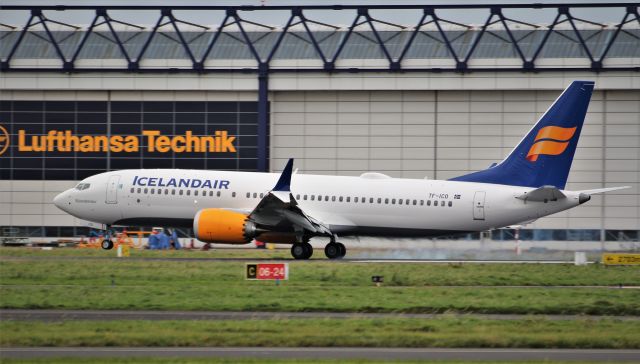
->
(516, 186, 566, 202)
(577, 186, 631, 195)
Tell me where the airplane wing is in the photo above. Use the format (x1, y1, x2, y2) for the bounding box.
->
(248, 159, 332, 236)
(516, 185, 566, 202)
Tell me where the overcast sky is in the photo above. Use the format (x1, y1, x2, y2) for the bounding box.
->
(1, 0, 637, 27)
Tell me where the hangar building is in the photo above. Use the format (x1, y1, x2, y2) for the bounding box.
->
(1, 4, 638, 241)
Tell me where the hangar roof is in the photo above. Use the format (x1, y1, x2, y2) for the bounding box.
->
(1, 28, 638, 60)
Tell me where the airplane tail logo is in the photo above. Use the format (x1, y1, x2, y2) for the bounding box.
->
(526, 126, 576, 162)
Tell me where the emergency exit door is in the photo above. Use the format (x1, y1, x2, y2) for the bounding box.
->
(106, 175, 120, 204)
(473, 191, 486, 220)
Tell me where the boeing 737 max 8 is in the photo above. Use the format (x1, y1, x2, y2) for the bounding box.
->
(53, 81, 629, 259)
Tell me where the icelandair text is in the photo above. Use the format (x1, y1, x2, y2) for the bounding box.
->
(133, 176, 230, 189)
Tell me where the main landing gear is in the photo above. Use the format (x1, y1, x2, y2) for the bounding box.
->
(291, 242, 313, 260)
(324, 242, 346, 260)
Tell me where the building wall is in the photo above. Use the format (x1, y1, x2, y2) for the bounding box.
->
(270, 89, 640, 231)
(0, 72, 638, 238)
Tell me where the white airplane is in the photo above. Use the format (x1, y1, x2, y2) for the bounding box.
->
(54, 81, 629, 259)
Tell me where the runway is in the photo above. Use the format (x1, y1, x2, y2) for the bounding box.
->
(2, 309, 639, 321)
(2, 347, 640, 361)
(1, 255, 587, 264)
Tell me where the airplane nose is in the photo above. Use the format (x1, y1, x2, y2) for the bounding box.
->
(53, 190, 69, 211)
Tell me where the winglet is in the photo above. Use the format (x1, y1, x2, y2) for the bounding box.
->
(273, 158, 294, 192)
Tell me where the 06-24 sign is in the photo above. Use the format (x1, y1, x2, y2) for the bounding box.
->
(246, 263, 288, 280)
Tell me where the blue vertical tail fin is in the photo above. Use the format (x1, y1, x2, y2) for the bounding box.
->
(450, 80, 595, 189)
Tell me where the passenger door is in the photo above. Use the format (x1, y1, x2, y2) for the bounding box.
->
(473, 191, 485, 220)
(106, 175, 120, 204)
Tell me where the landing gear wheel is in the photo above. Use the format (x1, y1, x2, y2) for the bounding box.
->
(291, 242, 313, 260)
(101, 240, 114, 250)
(337, 242, 346, 258)
(324, 243, 341, 259)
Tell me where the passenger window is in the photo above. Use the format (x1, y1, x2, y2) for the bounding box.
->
(217, 191, 221, 197)
(433, 200, 438, 206)
(405, 199, 410, 205)
(448, 201, 453, 207)
(370, 198, 374, 203)
(260, 193, 264, 198)
(420, 200, 424, 206)
(339, 197, 343, 202)
(151, 189, 155, 194)
(413, 200, 417, 205)
(398, 199, 403, 205)
(377, 198, 382, 204)
(311, 195, 315, 201)
(303, 195, 307, 200)
(296, 194, 300, 200)
(325, 196, 329, 201)
(137, 188, 141, 193)
(187, 190, 191, 196)
(246, 192, 251, 198)
(384, 198, 389, 204)
(232, 192, 236, 198)
(427, 200, 431, 206)
(209, 191, 213, 197)
(130, 187, 134, 193)
(346, 197, 350, 202)
(172, 190, 175, 195)
(392, 199, 396, 204)
(253, 193, 257, 198)
(318, 195, 322, 201)
(165, 190, 169, 195)
(144, 188, 148, 194)
(179, 190, 183, 196)
(354, 197, 359, 203)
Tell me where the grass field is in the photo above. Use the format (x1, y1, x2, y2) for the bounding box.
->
(1, 248, 639, 315)
(1, 317, 638, 348)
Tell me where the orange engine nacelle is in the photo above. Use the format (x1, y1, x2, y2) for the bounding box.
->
(193, 209, 258, 244)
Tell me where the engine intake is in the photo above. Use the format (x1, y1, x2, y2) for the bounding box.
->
(194, 208, 258, 244)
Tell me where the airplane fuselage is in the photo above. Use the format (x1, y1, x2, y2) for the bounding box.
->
(55, 169, 584, 238)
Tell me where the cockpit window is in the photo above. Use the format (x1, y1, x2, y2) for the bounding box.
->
(75, 183, 91, 190)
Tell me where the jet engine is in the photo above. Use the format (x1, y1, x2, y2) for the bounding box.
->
(193, 208, 259, 244)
